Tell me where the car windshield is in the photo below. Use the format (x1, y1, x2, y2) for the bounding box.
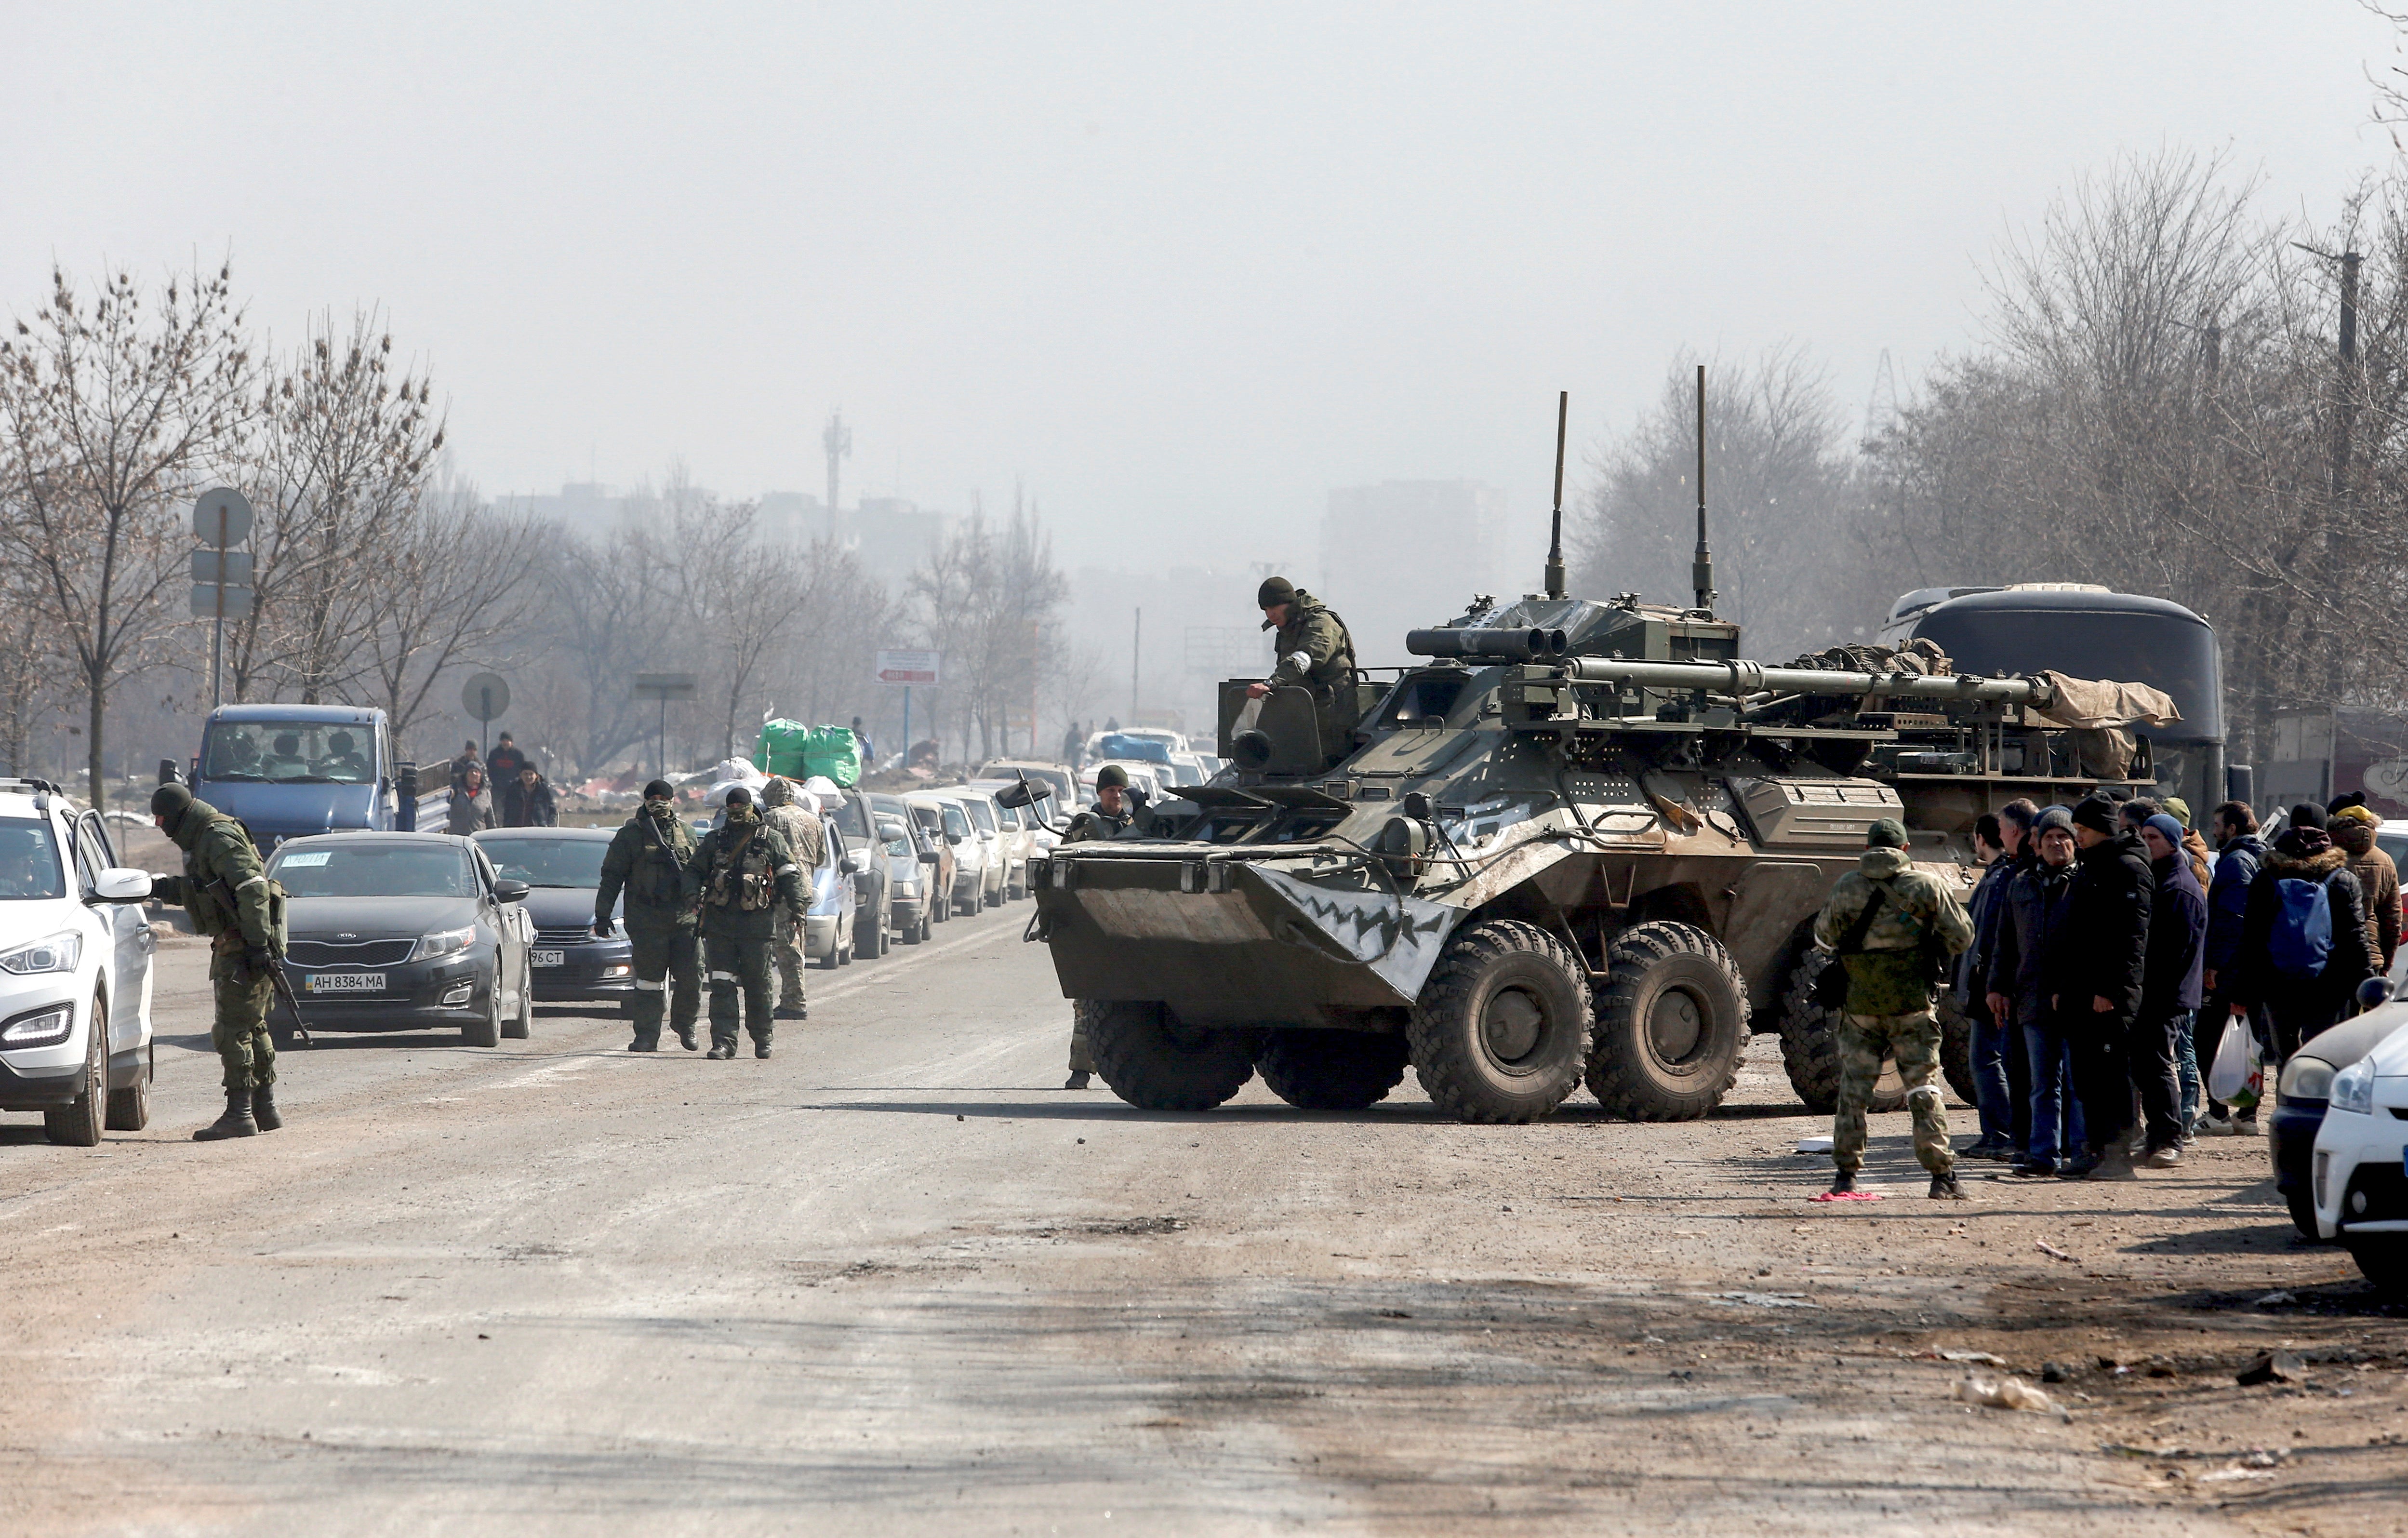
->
(475, 836, 608, 888)
(941, 805, 971, 840)
(960, 799, 997, 833)
(878, 817, 914, 856)
(0, 817, 65, 900)
(2380, 830, 2408, 872)
(201, 720, 377, 784)
(1165, 760, 1203, 786)
(271, 843, 478, 897)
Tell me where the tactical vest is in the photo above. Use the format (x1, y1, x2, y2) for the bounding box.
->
(705, 825, 777, 911)
(630, 814, 689, 908)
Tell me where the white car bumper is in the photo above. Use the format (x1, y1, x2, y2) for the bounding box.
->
(2311, 1081, 2408, 1241)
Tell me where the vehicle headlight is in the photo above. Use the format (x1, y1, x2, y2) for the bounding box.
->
(412, 925, 476, 962)
(0, 932, 82, 976)
(2329, 1059, 2377, 1117)
(2279, 1056, 2336, 1104)
(0, 1004, 73, 1046)
(896, 880, 919, 897)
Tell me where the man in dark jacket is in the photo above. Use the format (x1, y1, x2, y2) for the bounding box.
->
(2328, 800, 2400, 975)
(449, 740, 481, 793)
(1955, 807, 2026, 1160)
(2054, 796, 2154, 1179)
(506, 764, 559, 828)
(485, 733, 528, 789)
(595, 780, 701, 1052)
(2135, 813, 2207, 1167)
(687, 785, 807, 1060)
(2235, 803, 2380, 1062)
(1988, 806, 2085, 1175)
(2200, 801, 2267, 1132)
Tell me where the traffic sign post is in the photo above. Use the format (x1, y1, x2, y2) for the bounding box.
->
(191, 488, 256, 707)
(633, 672, 698, 779)
(875, 651, 940, 763)
(462, 671, 510, 759)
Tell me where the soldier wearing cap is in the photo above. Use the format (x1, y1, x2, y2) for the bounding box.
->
(1059, 764, 1151, 1089)
(1247, 576, 1359, 766)
(1811, 816, 1976, 1199)
(149, 783, 284, 1139)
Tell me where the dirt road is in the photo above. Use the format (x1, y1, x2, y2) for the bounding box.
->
(1, 904, 2401, 1535)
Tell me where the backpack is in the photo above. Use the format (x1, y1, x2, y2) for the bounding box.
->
(2269, 876, 2335, 978)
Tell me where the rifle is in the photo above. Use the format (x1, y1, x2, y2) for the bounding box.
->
(205, 871, 310, 1046)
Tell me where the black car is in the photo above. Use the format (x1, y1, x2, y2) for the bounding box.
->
(472, 827, 636, 1002)
(266, 833, 535, 1047)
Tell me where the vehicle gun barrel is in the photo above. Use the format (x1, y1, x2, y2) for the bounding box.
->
(1407, 627, 1570, 661)
(1557, 655, 2052, 708)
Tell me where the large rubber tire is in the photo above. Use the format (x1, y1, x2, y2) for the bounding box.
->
(44, 998, 106, 1147)
(1087, 1000, 1257, 1110)
(1256, 1029, 1410, 1110)
(105, 1053, 150, 1133)
(502, 976, 532, 1039)
(462, 969, 503, 1048)
(2347, 1237, 2408, 1293)
(1586, 922, 1749, 1121)
(1778, 950, 1904, 1115)
(1407, 920, 1592, 1123)
(2288, 1189, 2322, 1242)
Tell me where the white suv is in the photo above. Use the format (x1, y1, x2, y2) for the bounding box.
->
(0, 779, 157, 1143)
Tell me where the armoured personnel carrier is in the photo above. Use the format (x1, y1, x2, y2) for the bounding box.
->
(1021, 390, 2176, 1123)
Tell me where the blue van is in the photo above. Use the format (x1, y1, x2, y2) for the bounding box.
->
(188, 704, 443, 850)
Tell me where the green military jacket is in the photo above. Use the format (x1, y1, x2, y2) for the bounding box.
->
(763, 802, 826, 871)
(156, 800, 276, 956)
(597, 807, 700, 930)
(1266, 590, 1360, 755)
(1812, 846, 1975, 1016)
(687, 812, 807, 938)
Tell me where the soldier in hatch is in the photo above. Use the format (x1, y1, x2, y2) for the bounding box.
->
(1247, 576, 1359, 767)
(594, 779, 702, 1052)
(688, 785, 807, 1059)
(149, 784, 285, 1140)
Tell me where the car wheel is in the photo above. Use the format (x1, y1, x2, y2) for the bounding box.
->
(44, 997, 106, 1147)
(503, 974, 532, 1039)
(104, 1047, 150, 1132)
(463, 967, 503, 1048)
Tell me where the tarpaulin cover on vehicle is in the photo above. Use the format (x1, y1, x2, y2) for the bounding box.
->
(754, 721, 860, 788)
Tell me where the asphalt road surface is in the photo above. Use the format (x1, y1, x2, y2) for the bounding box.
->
(3, 905, 2403, 1536)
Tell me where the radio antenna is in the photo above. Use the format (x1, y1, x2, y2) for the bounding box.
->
(1544, 390, 1568, 601)
(1691, 364, 1716, 615)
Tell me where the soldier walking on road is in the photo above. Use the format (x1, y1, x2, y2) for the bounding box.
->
(689, 785, 806, 1059)
(1059, 764, 1143, 1092)
(150, 783, 285, 1140)
(594, 779, 702, 1052)
(1812, 817, 1975, 1199)
(1248, 576, 1360, 766)
(759, 777, 826, 1021)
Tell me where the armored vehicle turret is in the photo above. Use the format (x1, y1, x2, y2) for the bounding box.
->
(1023, 386, 2182, 1123)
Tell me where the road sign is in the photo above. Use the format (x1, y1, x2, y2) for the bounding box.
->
(190, 584, 253, 619)
(191, 550, 254, 585)
(876, 649, 941, 686)
(191, 487, 254, 547)
(462, 672, 511, 722)
(632, 672, 698, 701)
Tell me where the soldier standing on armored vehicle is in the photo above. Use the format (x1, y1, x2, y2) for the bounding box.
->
(595, 779, 702, 1052)
(1247, 576, 1358, 767)
(1812, 817, 1974, 1199)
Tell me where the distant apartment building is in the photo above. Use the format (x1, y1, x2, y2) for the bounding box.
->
(1319, 480, 1505, 667)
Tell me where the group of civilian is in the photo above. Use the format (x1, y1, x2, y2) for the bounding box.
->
(446, 733, 559, 834)
(1958, 790, 2396, 1177)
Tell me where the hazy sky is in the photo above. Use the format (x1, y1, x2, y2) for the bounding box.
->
(6, 3, 2399, 573)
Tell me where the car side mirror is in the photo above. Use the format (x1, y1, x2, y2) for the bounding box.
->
(918, 848, 939, 864)
(995, 778, 1052, 810)
(157, 759, 183, 787)
(945, 831, 962, 845)
(2358, 976, 2395, 1010)
(492, 878, 530, 903)
(88, 868, 153, 904)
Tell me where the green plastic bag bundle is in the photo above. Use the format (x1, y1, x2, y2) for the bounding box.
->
(753, 719, 813, 778)
(800, 724, 861, 788)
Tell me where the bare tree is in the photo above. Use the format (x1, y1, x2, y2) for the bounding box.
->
(355, 473, 541, 751)
(0, 261, 254, 800)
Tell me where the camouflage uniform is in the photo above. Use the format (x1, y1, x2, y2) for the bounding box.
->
(689, 805, 806, 1057)
(596, 802, 701, 1050)
(1813, 843, 1974, 1176)
(1060, 793, 1137, 1079)
(758, 779, 827, 1017)
(153, 795, 280, 1103)
(1265, 589, 1360, 761)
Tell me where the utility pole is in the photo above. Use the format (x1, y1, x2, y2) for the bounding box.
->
(822, 409, 852, 541)
(1131, 608, 1142, 722)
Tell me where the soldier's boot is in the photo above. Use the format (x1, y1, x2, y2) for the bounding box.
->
(1064, 1071, 1091, 1090)
(754, 1035, 772, 1059)
(251, 1083, 282, 1132)
(672, 1019, 699, 1051)
(773, 1003, 808, 1020)
(706, 1038, 737, 1061)
(193, 1089, 257, 1141)
(1928, 1172, 1968, 1200)
(627, 1034, 659, 1052)
(1827, 1168, 1857, 1196)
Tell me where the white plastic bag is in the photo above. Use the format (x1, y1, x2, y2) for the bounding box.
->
(2208, 1013, 2256, 1102)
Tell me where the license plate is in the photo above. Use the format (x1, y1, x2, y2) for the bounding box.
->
(305, 972, 383, 993)
(531, 950, 564, 968)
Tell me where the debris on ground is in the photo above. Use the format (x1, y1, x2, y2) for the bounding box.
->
(1937, 1349, 2008, 1365)
(2254, 1289, 2298, 1307)
(1955, 1373, 2067, 1418)
(1809, 1190, 1883, 1203)
(1715, 1292, 1819, 1309)
(2036, 1241, 2078, 1262)
(1794, 1136, 1834, 1153)
(2235, 1351, 2305, 1386)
